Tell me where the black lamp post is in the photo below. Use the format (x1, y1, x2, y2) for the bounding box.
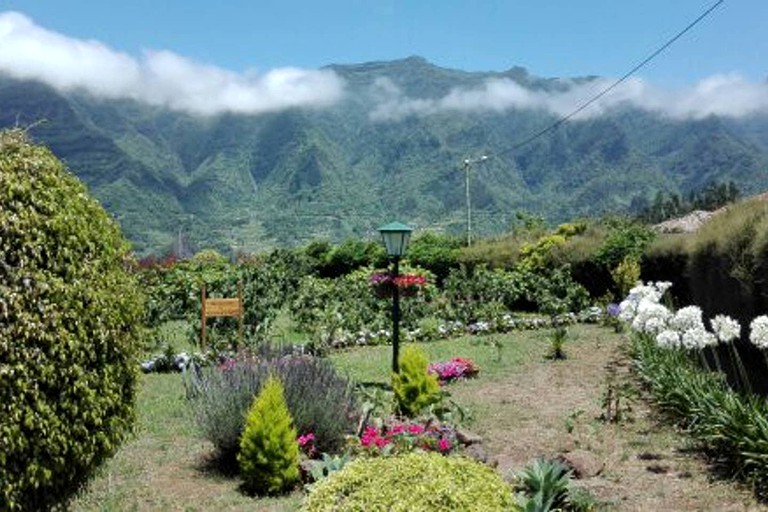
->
(378, 221, 413, 374)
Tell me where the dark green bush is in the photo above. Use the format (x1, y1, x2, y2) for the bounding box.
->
(406, 232, 463, 283)
(594, 218, 655, 269)
(185, 348, 359, 459)
(238, 375, 300, 495)
(301, 452, 515, 511)
(0, 130, 143, 510)
(319, 238, 386, 278)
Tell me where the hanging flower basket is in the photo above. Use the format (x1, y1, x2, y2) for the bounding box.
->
(369, 273, 426, 299)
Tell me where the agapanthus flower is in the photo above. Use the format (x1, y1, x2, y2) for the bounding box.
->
(656, 330, 680, 349)
(681, 327, 716, 350)
(670, 306, 704, 332)
(750, 316, 768, 349)
(630, 299, 671, 335)
(710, 315, 741, 343)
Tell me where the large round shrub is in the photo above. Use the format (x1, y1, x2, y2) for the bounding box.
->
(0, 130, 144, 510)
(302, 452, 515, 511)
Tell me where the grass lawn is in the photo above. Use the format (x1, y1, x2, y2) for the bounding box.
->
(70, 324, 765, 510)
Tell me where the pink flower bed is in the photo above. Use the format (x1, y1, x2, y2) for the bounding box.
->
(358, 419, 457, 455)
(427, 357, 480, 384)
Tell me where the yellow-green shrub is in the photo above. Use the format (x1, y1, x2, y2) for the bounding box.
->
(302, 452, 516, 511)
(392, 345, 442, 417)
(0, 130, 143, 510)
(238, 375, 300, 495)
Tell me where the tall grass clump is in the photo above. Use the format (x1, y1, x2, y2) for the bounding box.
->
(185, 346, 359, 460)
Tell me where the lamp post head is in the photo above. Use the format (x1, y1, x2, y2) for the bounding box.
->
(377, 221, 413, 257)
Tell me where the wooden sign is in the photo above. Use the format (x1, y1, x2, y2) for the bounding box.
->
(204, 298, 242, 317)
(201, 282, 244, 348)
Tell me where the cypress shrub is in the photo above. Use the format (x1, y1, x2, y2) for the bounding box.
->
(392, 345, 442, 417)
(0, 130, 143, 510)
(238, 375, 300, 495)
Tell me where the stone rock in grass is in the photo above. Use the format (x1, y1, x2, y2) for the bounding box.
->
(456, 428, 483, 446)
(463, 444, 497, 467)
(558, 450, 604, 479)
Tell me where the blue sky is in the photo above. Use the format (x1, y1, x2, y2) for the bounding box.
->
(1, 1, 767, 118)
(3, 0, 763, 84)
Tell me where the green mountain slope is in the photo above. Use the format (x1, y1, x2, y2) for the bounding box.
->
(2, 57, 767, 256)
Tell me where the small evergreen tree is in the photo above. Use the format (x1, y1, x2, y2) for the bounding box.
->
(238, 375, 300, 495)
(392, 345, 442, 417)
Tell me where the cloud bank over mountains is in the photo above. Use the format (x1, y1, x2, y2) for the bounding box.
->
(2, 11, 767, 120)
(368, 74, 768, 122)
(0, 12, 344, 115)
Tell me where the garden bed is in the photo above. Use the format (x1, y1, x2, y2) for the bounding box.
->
(71, 325, 762, 511)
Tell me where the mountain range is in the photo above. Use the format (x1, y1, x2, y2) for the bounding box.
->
(2, 56, 767, 256)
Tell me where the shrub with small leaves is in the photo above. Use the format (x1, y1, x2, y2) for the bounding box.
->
(185, 347, 359, 459)
(0, 130, 143, 511)
(392, 345, 443, 417)
(301, 452, 515, 511)
(238, 375, 300, 495)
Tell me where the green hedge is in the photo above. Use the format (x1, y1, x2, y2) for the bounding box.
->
(302, 452, 515, 511)
(0, 130, 143, 510)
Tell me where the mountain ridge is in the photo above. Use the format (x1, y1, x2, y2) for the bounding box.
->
(1, 57, 767, 255)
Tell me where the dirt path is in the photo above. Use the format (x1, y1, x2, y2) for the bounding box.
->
(452, 325, 767, 511)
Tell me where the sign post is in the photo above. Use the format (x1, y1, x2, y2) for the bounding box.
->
(201, 282, 244, 348)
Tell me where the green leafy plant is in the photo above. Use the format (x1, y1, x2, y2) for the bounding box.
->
(301, 452, 515, 511)
(610, 257, 641, 298)
(392, 345, 443, 417)
(238, 375, 300, 495)
(513, 458, 573, 511)
(306, 451, 353, 483)
(0, 130, 144, 511)
(546, 326, 569, 360)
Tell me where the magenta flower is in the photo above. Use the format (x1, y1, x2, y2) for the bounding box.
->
(407, 424, 425, 435)
(297, 432, 315, 446)
(428, 357, 480, 383)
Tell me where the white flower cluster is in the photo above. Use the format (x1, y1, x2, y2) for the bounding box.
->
(618, 282, 672, 323)
(618, 281, 743, 351)
(711, 315, 741, 343)
(749, 316, 768, 349)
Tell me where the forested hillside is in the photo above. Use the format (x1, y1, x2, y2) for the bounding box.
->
(2, 56, 767, 255)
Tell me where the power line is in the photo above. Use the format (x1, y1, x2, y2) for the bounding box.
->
(495, 0, 725, 157)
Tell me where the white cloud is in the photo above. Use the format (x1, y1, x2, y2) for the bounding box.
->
(0, 11, 344, 115)
(369, 73, 768, 122)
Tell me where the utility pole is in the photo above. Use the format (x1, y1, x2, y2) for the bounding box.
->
(462, 155, 488, 246)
